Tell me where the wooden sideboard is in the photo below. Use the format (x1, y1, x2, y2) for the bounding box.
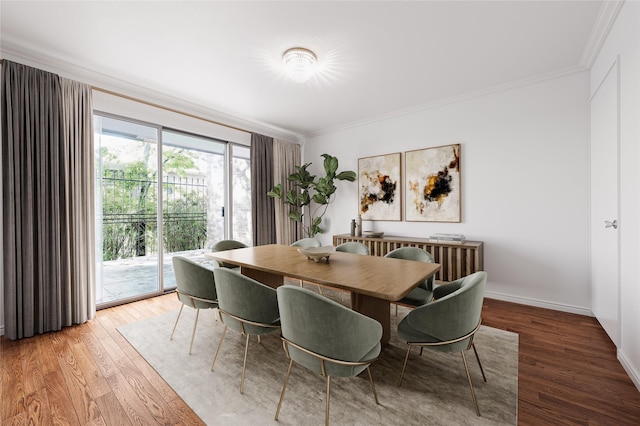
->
(332, 234, 484, 283)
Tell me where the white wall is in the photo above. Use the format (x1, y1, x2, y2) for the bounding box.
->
(304, 71, 591, 314)
(591, 0, 640, 390)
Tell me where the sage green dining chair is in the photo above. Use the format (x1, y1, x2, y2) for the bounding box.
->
(335, 241, 369, 255)
(397, 271, 488, 416)
(170, 256, 219, 355)
(335, 242, 369, 301)
(212, 268, 281, 394)
(211, 239, 248, 269)
(291, 238, 323, 292)
(275, 286, 382, 426)
(384, 247, 435, 315)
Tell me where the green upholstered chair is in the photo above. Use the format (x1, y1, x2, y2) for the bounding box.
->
(397, 271, 488, 416)
(274, 286, 382, 426)
(211, 268, 281, 394)
(335, 242, 369, 302)
(291, 238, 322, 292)
(384, 247, 435, 315)
(211, 239, 248, 269)
(290, 237, 321, 248)
(170, 256, 219, 355)
(335, 241, 369, 255)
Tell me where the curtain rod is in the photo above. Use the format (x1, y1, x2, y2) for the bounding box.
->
(0, 58, 252, 135)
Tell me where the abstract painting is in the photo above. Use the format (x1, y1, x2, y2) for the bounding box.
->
(405, 144, 461, 222)
(358, 152, 402, 221)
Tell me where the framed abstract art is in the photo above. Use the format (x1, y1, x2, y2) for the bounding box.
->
(405, 144, 461, 222)
(358, 152, 402, 221)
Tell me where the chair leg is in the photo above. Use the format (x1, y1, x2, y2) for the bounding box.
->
(240, 334, 250, 394)
(170, 304, 184, 341)
(325, 375, 331, 426)
(211, 325, 227, 371)
(189, 308, 200, 355)
(472, 343, 487, 382)
(461, 351, 481, 416)
(274, 359, 294, 421)
(367, 366, 379, 404)
(398, 344, 412, 387)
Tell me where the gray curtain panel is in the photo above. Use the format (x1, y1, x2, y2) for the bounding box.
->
(1, 61, 95, 340)
(273, 139, 302, 245)
(250, 133, 276, 245)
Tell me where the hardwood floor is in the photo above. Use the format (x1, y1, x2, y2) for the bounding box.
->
(2, 294, 639, 425)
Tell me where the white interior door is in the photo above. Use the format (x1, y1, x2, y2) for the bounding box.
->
(590, 60, 620, 347)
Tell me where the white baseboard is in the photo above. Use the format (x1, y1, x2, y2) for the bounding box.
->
(618, 350, 640, 392)
(485, 291, 593, 317)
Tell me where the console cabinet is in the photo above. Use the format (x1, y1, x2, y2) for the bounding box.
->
(332, 234, 484, 283)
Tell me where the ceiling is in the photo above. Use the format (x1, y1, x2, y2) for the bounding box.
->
(0, 1, 617, 141)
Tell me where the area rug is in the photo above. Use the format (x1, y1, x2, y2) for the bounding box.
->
(118, 291, 518, 425)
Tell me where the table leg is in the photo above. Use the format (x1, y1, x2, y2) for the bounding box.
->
(350, 293, 390, 347)
(241, 267, 284, 288)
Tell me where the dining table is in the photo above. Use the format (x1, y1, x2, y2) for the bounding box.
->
(205, 244, 440, 346)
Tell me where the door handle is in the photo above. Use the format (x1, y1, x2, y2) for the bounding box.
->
(605, 220, 618, 229)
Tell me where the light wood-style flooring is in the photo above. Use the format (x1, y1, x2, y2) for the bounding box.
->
(2, 294, 640, 425)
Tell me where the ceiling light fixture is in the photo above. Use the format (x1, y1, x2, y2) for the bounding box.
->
(282, 47, 317, 83)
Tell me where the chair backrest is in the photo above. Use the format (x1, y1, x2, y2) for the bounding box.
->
(277, 286, 382, 378)
(172, 256, 218, 309)
(335, 241, 369, 255)
(290, 238, 321, 248)
(213, 268, 280, 336)
(384, 247, 435, 290)
(211, 239, 248, 268)
(406, 271, 487, 352)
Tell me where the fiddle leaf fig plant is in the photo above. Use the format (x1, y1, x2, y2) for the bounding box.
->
(267, 153, 356, 237)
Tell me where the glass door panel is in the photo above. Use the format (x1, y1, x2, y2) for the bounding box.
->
(230, 144, 252, 246)
(94, 115, 160, 306)
(161, 130, 226, 290)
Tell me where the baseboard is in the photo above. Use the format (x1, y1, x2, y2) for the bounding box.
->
(618, 350, 640, 392)
(485, 291, 593, 317)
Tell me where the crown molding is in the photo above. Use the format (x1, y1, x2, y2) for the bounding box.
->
(303, 64, 589, 140)
(1, 39, 303, 143)
(579, 0, 624, 68)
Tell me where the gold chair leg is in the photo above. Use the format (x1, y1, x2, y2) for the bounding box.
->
(472, 343, 487, 382)
(325, 375, 331, 426)
(189, 308, 200, 355)
(398, 344, 412, 387)
(274, 359, 294, 421)
(170, 304, 184, 340)
(211, 325, 227, 371)
(367, 366, 379, 404)
(240, 334, 250, 394)
(461, 351, 481, 416)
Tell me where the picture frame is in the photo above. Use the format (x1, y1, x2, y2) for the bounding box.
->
(358, 152, 402, 221)
(405, 144, 461, 222)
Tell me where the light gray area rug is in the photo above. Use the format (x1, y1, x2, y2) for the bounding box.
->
(118, 294, 518, 425)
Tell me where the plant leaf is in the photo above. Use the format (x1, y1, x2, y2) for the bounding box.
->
(336, 171, 356, 181)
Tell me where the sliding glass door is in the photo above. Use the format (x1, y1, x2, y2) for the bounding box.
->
(94, 114, 250, 307)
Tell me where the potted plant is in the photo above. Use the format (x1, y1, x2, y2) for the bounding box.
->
(267, 153, 356, 237)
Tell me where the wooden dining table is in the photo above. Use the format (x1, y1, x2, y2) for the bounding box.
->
(205, 244, 440, 346)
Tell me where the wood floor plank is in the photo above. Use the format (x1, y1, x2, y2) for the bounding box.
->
(2, 293, 639, 425)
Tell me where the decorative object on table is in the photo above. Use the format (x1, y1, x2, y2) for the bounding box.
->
(267, 153, 356, 237)
(356, 214, 362, 236)
(297, 245, 336, 263)
(358, 152, 402, 221)
(350, 219, 356, 236)
(405, 144, 461, 222)
(429, 232, 466, 242)
(362, 231, 384, 238)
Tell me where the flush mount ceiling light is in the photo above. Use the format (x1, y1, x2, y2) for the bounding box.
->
(282, 47, 318, 83)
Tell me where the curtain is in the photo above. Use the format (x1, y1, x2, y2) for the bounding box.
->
(1, 61, 95, 340)
(273, 139, 302, 245)
(250, 133, 276, 245)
